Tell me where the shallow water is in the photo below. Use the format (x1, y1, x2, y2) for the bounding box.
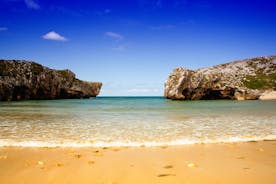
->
(0, 97, 275, 147)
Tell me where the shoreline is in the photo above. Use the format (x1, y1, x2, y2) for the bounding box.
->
(0, 137, 276, 148)
(1, 140, 276, 184)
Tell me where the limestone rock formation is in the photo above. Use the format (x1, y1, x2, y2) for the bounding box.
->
(259, 91, 276, 100)
(164, 56, 276, 100)
(0, 60, 102, 101)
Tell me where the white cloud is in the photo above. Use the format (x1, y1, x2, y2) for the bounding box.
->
(0, 27, 8, 31)
(105, 31, 123, 40)
(42, 31, 67, 41)
(24, 0, 40, 10)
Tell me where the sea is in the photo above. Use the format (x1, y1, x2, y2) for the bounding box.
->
(0, 97, 275, 147)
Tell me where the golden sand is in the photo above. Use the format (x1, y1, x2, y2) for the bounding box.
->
(0, 141, 276, 184)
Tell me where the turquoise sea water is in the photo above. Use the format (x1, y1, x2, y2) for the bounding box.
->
(0, 97, 276, 147)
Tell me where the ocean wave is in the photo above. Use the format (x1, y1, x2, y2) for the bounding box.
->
(0, 135, 276, 148)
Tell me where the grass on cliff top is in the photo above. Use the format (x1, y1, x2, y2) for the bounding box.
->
(57, 70, 70, 79)
(243, 73, 276, 90)
(31, 63, 44, 75)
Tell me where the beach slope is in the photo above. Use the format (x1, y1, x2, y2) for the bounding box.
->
(1, 141, 276, 184)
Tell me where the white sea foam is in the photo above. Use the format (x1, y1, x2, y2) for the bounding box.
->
(0, 135, 276, 148)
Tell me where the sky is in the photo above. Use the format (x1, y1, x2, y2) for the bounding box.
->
(0, 0, 276, 96)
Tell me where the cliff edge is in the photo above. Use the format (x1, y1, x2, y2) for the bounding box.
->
(165, 56, 276, 100)
(0, 60, 102, 101)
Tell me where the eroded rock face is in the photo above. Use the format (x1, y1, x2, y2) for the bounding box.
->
(164, 56, 276, 100)
(0, 60, 102, 101)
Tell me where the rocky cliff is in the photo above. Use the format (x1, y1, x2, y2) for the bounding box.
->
(165, 56, 276, 100)
(0, 60, 102, 101)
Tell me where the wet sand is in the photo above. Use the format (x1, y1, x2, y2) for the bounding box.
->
(0, 141, 276, 184)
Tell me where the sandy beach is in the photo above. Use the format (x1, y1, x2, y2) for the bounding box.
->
(1, 1, 276, 184)
(0, 140, 276, 184)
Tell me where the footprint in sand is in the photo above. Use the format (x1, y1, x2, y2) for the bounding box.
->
(157, 174, 176, 177)
(93, 151, 104, 156)
(163, 165, 173, 169)
(88, 160, 95, 165)
(74, 154, 82, 158)
(56, 163, 63, 167)
(236, 156, 245, 159)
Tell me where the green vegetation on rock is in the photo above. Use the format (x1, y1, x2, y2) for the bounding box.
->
(31, 63, 44, 75)
(243, 73, 276, 90)
(57, 70, 70, 79)
(165, 56, 276, 100)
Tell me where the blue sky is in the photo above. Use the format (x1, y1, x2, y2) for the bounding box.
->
(0, 0, 276, 96)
